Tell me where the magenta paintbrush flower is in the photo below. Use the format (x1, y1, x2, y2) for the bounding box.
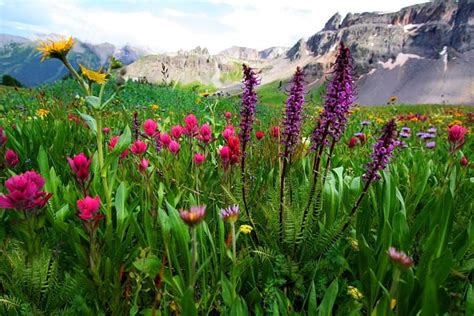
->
(448, 124, 468, 152)
(5, 149, 19, 167)
(198, 123, 212, 144)
(193, 153, 205, 164)
(0, 171, 52, 210)
(160, 132, 171, 146)
(77, 196, 101, 220)
(180, 205, 206, 227)
(143, 119, 158, 137)
(131, 140, 147, 155)
(184, 114, 199, 137)
(168, 140, 180, 155)
(67, 152, 91, 182)
(109, 136, 129, 158)
(171, 125, 183, 139)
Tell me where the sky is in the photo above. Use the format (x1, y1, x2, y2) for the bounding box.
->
(0, 0, 427, 54)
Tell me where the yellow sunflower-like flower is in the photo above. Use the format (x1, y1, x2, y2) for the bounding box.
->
(151, 104, 159, 110)
(79, 64, 108, 84)
(347, 286, 363, 300)
(376, 118, 385, 124)
(239, 225, 253, 234)
(37, 36, 74, 61)
(36, 108, 50, 118)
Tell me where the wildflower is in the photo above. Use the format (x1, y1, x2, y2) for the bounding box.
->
(179, 205, 206, 227)
(400, 131, 410, 138)
(311, 42, 354, 150)
(168, 140, 180, 155)
(198, 123, 212, 143)
(270, 126, 280, 138)
(460, 156, 468, 167)
(363, 120, 398, 182)
(354, 132, 366, 143)
(239, 224, 253, 234)
(160, 132, 171, 146)
(239, 64, 260, 152)
(102, 127, 110, 134)
(5, 149, 19, 167)
(227, 136, 241, 164)
(361, 121, 370, 126)
(448, 124, 468, 150)
(255, 131, 265, 140)
(220, 146, 231, 162)
(224, 111, 232, 119)
(151, 104, 159, 110)
(220, 205, 240, 223)
(109, 136, 129, 158)
(0, 127, 7, 146)
(139, 158, 149, 173)
(347, 286, 363, 300)
(222, 125, 235, 140)
(0, 171, 52, 210)
(193, 153, 205, 164)
(282, 67, 305, 157)
(36, 109, 50, 118)
(401, 127, 411, 132)
(77, 196, 101, 220)
(67, 153, 91, 182)
(131, 140, 147, 155)
(184, 114, 199, 136)
(348, 136, 358, 148)
(79, 64, 108, 84)
(143, 119, 158, 137)
(347, 237, 359, 251)
(376, 118, 385, 124)
(390, 299, 397, 310)
(427, 127, 437, 134)
(37, 36, 74, 61)
(388, 247, 413, 268)
(171, 125, 183, 139)
(425, 141, 436, 149)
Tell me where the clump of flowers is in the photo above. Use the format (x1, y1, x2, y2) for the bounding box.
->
(388, 247, 414, 268)
(220, 136, 240, 170)
(0, 171, 52, 210)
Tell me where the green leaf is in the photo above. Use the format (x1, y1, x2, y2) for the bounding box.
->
(115, 182, 129, 239)
(308, 281, 318, 315)
(318, 279, 338, 316)
(133, 255, 161, 278)
(76, 111, 97, 135)
(85, 96, 101, 109)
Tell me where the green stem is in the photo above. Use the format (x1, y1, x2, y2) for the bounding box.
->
(191, 227, 197, 289)
(61, 56, 90, 95)
(96, 116, 112, 226)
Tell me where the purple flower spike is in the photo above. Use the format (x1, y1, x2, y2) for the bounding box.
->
(363, 120, 398, 182)
(311, 42, 355, 150)
(282, 67, 305, 157)
(239, 64, 260, 154)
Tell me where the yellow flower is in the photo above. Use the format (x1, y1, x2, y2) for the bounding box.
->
(347, 237, 359, 251)
(347, 286, 363, 300)
(449, 120, 463, 127)
(390, 299, 397, 310)
(37, 36, 74, 61)
(239, 225, 253, 234)
(79, 64, 108, 84)
(151, 104, 159, 110)
(36, 109, 50, 118)
(376, 118, 385, 124)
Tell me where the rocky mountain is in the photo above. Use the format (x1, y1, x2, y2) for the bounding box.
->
(0, 35, 145, 86)
(124, 0, 472, 105)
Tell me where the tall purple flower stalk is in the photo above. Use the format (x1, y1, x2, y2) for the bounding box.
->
(310, 42, 355, 150)
(282, 67, 305, 157)
(302, 42, 355, 225)
(280, 67, 305, 230)
(363, 119, 398, 182)
(239, 64, 260, 217)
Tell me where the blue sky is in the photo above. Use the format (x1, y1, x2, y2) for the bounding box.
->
(0, 0, 426, 53)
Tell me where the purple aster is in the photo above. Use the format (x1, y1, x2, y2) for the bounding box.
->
(427, 127, 437, 133)
(220, 205, 240, 223)
(239, 64, 260, 154)
(421, 133, 435, 140)
(311, 42, 355, 150)
(401, 127, 411, 132)
(400, 131, 410, 138)
(426, 141, 436, 149)
(363, 120, 398, 182)
(282, 67, 305, 157)
(361, 121, 371, 126)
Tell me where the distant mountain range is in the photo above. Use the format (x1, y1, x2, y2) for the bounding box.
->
(0, 34, 146, 86)
(1, 0, 473, 105)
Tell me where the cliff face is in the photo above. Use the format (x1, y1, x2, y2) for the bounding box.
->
(300, 0, 473, 104)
